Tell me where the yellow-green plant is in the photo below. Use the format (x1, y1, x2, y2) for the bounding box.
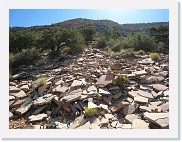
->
(150, 53, 160, 60)
(35, 77, 48, 88)
(84, 107, 100, 117)
(136, 50, 145, 55)
(112, 75, 128, 91)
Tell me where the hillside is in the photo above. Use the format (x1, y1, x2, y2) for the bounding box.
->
(10, 18, 169, 35)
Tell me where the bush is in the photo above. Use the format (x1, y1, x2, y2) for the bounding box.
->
(35, 77, 48, 88)
(9, 48, 39, 74)
(84, 107, 100, 117)
(121, 49, 136, 59)
(96, 40, 107, 49)
(112, 75, 128, 91)
(136, 50, 145, 55)
(150, 53, 160, 60)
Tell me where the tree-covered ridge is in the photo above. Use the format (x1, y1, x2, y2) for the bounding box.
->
(10, 18, 168, 35)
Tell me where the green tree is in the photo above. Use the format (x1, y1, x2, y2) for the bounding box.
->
(80, 28, 96, 44)
(38, 27, 84, 54)
(9, 31, 35, 53)
(150, 25, 169, 51)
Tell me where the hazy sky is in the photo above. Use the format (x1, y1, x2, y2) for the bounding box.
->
(9, 9, 169, 27)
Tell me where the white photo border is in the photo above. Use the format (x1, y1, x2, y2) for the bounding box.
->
(0, 0, 179, 139)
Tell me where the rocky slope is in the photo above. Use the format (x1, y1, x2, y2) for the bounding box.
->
(9, 48, 169, 129)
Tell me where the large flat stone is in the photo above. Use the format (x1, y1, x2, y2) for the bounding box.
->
(33, 94, 56, 106)
(98, 88, 110, 95)
(52, 85, 68, 93)
(9, 86, 21, 93)
(132, 119, 149, 129)
(96, 75, 114, 87)
(15, 103, 32, 115)
(137, 90, 154, 99)
(134, 96, 148, 104)
(11, 90, 28, 98)
(152, 84, 168, 92)
(70, 80, 83, 88)
(62, 94, 81, 103)
(28, 113, 48, 122)
(125, 114, 138, 123)
(144, 112, 169, 128)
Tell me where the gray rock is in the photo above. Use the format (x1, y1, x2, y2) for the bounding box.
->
(134, 96, 148, 104)
(70, 80, 83, 88)
(62, 94, 81, 103)
(28, 113, 48, 122)
(9, 86, 21, 93)
(9, 95, 15, 101)
(11, 90, 28, 98)
(99, 88, 110, 95)
(144, 112, 169, 128)
(137, 90, 154, 99)
(15, 103, 32, 115)
(33, 94, 56, 106)
(152, 84, 168, 92)
(9, 111, 14, 119)
(132, 119, 149, 129)
(52, 85, 68, 93)
(96, 75, 114, 87)
(125, 114, 138, 123)
(122, 103, 139, 116)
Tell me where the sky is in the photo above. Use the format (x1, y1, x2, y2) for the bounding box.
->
(9, 9, 169, 27)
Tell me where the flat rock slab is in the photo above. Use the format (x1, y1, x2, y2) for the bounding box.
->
(137, 90, 154, 99)
(144, 112, 169, 128)
(140, 105, 162, 113)
(118, 124, 132, 129)
(9, 95, 15, 101)
(134, 96, 148, 104)
(69, 115, 86, 129)
(62, 94, 81, 103)
(9, 111, 13, 118)
(152, 84, 168, 92)
(99, 88, 110, 95)
(28, 113, 48, 122)
(132, 119, 149, 129)
(15, 103, 32, 115)
(52, 85, 68, 93)
(122, 103, 139, 116)
(9, 86, 21, 93)
(125, 114, 139, 123)
(11, 90, 28, 98)
(33, 94, 56, 106)
(96, 75, 114, 87)
(138, 59, 154, 65)
(110, 101, 130, 112)
(70, 80, 83, 88)
(128, 91, 141, 98)
(20, 85, 29, 91)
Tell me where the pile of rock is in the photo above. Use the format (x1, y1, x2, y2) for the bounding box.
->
(9, 48, 169, 129)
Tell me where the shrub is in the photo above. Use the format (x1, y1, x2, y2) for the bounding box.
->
(112, 75, 128, 91)
(136, 50, 145, 55)
(9, 48, 39, 74)
(150, 53, 160, 60)
(84, 107, 100, 117)
(96, 40, 107, 49)
(35, 77, 48, 88)
(121, 49, 136, 59)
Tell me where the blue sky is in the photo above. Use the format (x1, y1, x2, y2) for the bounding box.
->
(9, 9, 169, 27)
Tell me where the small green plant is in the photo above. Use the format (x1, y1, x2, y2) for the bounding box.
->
(150, 53, 160, 60)
(121, 49, 136, 59)
(136, 50, 145, 55)
(84, 107, 100, 117)
(112, 75, 128, 91)
(35, 77, 48, 88)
